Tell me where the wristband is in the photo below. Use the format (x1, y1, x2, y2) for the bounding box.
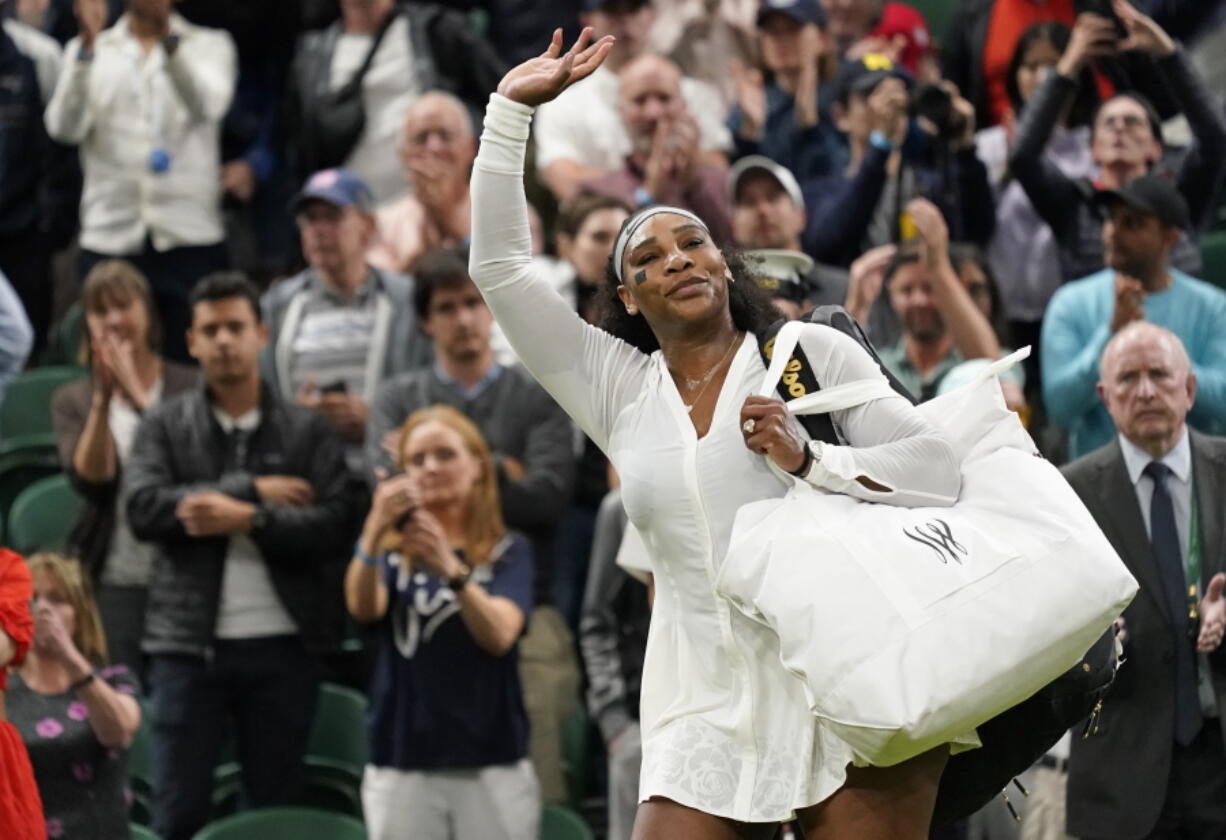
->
(354, 541, 380, 568)
(633, 186, 654, 208)
(869, 130, 893, 152)
(70, 671, 96, 692)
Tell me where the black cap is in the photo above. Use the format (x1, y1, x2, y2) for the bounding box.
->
(1094, 174, 1191, 231)
(832, 53, 912, 104)
(757, 0, 827, 27)
(581, 0, 650, 12)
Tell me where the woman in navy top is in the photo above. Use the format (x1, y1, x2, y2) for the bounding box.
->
(345, 405, 538, 840)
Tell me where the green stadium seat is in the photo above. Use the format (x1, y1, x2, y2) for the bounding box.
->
(0, 435, 61, 535)
(540, 805, 595, 840)
(306, 682, 369, 778)
(7, 474, 82, 553)
(44, 302, 85, 368)
(1200, 230, 1226, 290)
(562, 703, 593, 809)
(190, 807, 366, 840)
(0, 366, 85, 438)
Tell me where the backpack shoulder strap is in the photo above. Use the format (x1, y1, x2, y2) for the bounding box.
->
(808, 305, 918, 406)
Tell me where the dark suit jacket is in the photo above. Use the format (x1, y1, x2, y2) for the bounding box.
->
(1061, 430, 1226, 839)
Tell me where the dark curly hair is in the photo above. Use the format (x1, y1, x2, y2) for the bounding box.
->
(595, 246, 780, 354)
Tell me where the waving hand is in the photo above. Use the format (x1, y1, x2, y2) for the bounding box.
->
(496, 27, 616, 108)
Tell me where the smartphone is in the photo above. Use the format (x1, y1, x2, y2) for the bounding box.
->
(1079, 0, 1129, 38)
(320, 380, 348, 395)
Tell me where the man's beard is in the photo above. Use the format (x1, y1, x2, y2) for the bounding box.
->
(905, 310, 945, 344)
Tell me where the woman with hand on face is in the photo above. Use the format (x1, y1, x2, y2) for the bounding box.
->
(0, 549, 42, 839)
(51, 261, 198, 679)
(345, 405, 538, 840)
(9, 553, 141, 840)
(470, 28, 963, 840)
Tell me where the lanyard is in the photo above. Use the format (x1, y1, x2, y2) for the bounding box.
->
(1187, 487, 1202, 621)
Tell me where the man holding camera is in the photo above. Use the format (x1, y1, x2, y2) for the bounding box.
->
(801, 52, 995, 277)
(1008, 0, 1226, 283)
(260, 168, 431, 477)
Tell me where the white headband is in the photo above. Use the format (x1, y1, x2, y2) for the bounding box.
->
(612, 206, 711, 284)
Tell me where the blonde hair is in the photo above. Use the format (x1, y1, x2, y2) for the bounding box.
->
(27, 553, 108, 666)
(395, 405, 506, 566)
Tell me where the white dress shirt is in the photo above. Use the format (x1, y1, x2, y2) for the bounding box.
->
(45, 13, 236, 255)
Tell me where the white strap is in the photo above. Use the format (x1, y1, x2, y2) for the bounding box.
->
(758, 321, 895, 416)
(785, 379, 899, 416)
(758, 320, 1033, 417)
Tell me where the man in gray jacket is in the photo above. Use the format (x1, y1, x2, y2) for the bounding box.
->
(261, 168, 430, 477)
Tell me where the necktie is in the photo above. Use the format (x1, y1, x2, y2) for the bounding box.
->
(1144, 461, 1203, 746)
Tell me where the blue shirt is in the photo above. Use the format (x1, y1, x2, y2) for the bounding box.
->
(728, 82, 847, 184)
(1041, 267, 1226, 460)
(367, 534, 534, 770)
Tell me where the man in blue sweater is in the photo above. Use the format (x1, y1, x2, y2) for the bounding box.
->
(1042, 175, 1226, 461)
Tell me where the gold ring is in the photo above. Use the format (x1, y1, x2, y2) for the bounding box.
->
(742, 419, 756, 435)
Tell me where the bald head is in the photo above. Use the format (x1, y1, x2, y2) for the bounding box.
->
(1100, 321, 1191, 383)
(618, 55, 686, 154)
(399, 92, 476, 183)
(1097, 321, 1196, 458)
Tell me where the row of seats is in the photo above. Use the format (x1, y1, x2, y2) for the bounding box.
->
(123, 681, 596, 838)
(129, 803, 592, 840)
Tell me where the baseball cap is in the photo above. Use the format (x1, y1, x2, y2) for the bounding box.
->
(757, 0, 827, 28)
(581, 0, 651, 12)
(744, 249, 814, 302)
(729, 155, 804, 209)
(292, 168, 374, 214)
(1093, 174, 1191, 231)
(871, 3, 933, 74)
(832, 52, 912, 104)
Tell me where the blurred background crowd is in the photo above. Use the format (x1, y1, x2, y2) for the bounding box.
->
(0, 0, 1224, 838)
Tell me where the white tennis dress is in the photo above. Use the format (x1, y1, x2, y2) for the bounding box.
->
(470, 94, 962, 822)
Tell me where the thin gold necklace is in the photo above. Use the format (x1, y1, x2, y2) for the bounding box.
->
(673, 331, 741, 414)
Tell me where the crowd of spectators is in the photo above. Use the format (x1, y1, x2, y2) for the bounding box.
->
(0, 0, 1224, 838)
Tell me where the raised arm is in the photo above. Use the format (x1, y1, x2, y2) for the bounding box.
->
(469, 30, 650, 451)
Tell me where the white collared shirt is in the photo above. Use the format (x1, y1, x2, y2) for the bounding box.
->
(45, 13, 236, 255)
(1119, 427, 1192, 564)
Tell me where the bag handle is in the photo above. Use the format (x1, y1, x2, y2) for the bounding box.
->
(759, 321, 1032, 417)
(758, 321, 896, 415)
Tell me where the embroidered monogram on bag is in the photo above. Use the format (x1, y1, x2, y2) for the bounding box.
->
(902, 519, 968, 565)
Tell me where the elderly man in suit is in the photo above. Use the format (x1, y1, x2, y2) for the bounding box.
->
(1061, 321, 1226, 840)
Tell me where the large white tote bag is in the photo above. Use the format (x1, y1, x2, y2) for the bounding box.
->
(714, 322, 1138, 767)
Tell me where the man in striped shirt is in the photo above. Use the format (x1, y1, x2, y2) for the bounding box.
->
(261, 168, 431, 476)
